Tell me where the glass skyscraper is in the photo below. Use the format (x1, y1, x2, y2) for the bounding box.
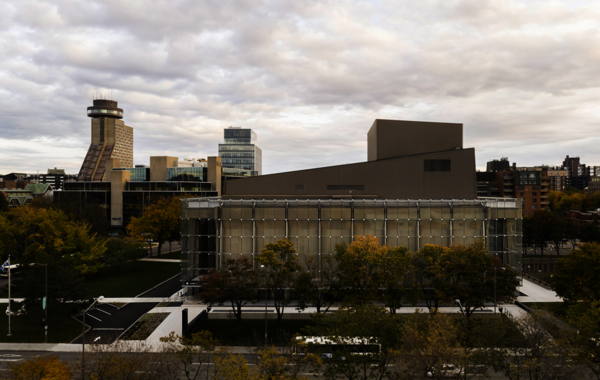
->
(218, 127, 262, 175)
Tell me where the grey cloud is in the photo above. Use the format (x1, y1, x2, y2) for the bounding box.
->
(2, 0, 600, 176)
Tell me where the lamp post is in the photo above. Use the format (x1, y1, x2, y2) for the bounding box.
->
(81, 296, 104, 380)
(455, 299, 465, 317)
(261, 264, 267, 347)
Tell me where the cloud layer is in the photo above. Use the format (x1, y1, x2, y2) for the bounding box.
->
(1, 0, 600, 174)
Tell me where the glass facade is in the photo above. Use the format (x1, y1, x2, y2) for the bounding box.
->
(180, 198, 523, 286)
(167, 167, 206, 182)
(218, 128, 262, 175)
(116, 167, 149, 181)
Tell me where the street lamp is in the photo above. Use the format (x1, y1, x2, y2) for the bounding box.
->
(455, 299, 465, 317)
(261, 264, 267, 347)
(81, 296, 104, 380)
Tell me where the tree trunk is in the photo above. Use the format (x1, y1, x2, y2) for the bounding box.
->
(157, 241, 163, 256)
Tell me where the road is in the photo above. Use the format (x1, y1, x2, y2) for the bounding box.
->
(0, 351, 517, 379)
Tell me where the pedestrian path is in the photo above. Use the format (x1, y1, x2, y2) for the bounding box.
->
(140, 258, 181, 263)
(517, 278, 562, 303)
(145, 305, 207, 342)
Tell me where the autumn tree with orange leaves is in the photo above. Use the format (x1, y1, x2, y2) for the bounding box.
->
(334, 235, 388, 306)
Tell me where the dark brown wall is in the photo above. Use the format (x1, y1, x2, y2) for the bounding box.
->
(223, 148, 476, 200)
(367, 119, 463, 162)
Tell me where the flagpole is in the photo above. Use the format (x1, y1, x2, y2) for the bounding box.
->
(7, 255, 11, 337)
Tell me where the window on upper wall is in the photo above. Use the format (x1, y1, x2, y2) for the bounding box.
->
(424, 159, 451, 172)
(533, 205, 537, 209)
(532, 192, 537, 196)
(294, 185, 304, 190)
(520, 192, 525, 196)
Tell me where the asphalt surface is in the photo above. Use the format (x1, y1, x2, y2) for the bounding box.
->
(137, 274, 182, 298)
(72, 302, 158, 344)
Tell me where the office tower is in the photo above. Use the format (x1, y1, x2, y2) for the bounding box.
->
(77, 98, 133, 181)
(218, 127, 262, 175)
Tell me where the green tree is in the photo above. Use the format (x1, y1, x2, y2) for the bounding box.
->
(334, 235, 386, 306)
(127, 197, 180, 255)
(255, 239, 302, 325)
(551, 242, 600, 303)
(566, 302, 600, 380)
(197, 257, 258, 328)
(0, 206, 105, 304)
(580, 222, 600, 243)
(102, 238, 146, 270)
(444, 242, 519, 319)
(412, 244, 450, 314)
(295, 253, 339, 314)
(303, 305, 401, 380)
(380, 246, 412, 315)
(486, 309, 583, 380)
(0, 191, 9, 213)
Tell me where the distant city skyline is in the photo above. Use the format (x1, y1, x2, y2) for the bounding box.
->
(1, 0, 600, 175)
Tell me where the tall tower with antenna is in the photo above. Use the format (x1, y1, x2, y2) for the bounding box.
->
(77, 95, 133, 181)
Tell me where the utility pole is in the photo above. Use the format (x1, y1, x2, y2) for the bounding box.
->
(7, 255, 11, 337)
(261, 265, 267, 347)
(44, 263, 48, 343)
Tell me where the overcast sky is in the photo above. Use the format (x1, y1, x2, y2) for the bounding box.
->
(1, 0, 599, 175)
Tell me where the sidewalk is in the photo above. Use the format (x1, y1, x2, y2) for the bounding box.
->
(517, 278, 562, 303)
(146, 305, 207, 342)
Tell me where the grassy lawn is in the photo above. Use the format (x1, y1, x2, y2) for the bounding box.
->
(121, 313, 170, 340)
(85, 261, 180, 298)
(195, 319, 314, 346)
(0, 301, 83, 343)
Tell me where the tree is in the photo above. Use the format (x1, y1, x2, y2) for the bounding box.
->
(213, 354, 253, 380)
(127, 197, 180, 256)
(84, 340, 179, 380)
(580, 222, 600, 243)
(444, 241, 519, 319)
(566, 302, 600, 380)
(486, 310, 584, 380)
(0, 192, 9, 213)
(0, 206, 106, 304)
(412, 244, 450, 314)
(255, 239, 302, 325)
(295, 253, 339, 314)
(394, 312, 469, 380)
(102, 238, 146, 270)
(303, 305, 401, 380)
(7, 354, 71, 380)
(160, 330, 223, 380)
(198, 256, 258, 328)
(551, 242, 600, 303)
(334, 235, 386, 305)
(380, 246, 412, 315)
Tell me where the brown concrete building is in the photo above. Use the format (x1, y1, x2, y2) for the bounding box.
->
(181, 119, 523, 285)
(223, 119, 476, 200)
(77, 98, 133, 181)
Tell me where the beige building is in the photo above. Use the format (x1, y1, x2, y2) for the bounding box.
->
(77, 98, 133, 181)
(547, 168, 568, 192)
